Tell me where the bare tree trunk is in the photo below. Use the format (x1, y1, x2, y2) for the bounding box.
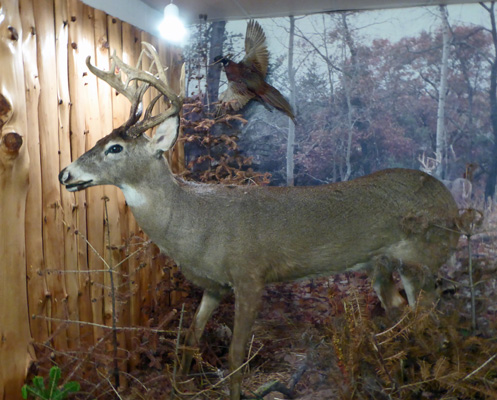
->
(341, 13, 356, 181)
(482, 2, 497, 199)
(322, 15, 335, 102)
(0, 1, 33, 397)
(343, 76, 353, 182)
(206, 21, 226, 109)
(435, 5, 451, 179)
(286, 16, 296, 186)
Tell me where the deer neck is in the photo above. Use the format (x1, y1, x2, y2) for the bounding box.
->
(119, 156, 181, 244)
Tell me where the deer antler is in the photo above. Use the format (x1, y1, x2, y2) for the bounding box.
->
(86, 42, 183, 138)
(418, 152, 441, 174)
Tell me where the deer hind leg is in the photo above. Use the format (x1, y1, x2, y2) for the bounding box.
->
(228, 283, 264, 400)
(371, 255, 406, 312)
(397, 262, 437, 308)
(180, 289, 225, 375)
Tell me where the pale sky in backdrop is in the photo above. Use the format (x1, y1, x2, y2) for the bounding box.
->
(223, 3, 490, 59)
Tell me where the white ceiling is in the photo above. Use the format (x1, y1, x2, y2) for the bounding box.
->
(83, 0, 481, 37)
(143, 0, 481, 23)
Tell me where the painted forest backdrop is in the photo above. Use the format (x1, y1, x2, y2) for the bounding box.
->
(182, 3, 497, 201)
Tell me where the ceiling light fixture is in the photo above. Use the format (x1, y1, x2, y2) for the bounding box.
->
(159, 1, 187, 44)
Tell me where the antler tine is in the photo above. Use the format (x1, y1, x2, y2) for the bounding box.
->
(86, 53, 150, 129)
(86, 53, 144, 103)
(125, 42, 183, 137)
(87, 43, 183, 138)
(143, 93, 162, 122)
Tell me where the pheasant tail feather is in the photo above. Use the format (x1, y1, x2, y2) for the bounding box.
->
(260, 85, 296, 122)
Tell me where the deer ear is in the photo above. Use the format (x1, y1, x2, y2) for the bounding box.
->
(151, 115, 179, 158)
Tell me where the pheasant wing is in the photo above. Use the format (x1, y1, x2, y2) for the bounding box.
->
(243, 20, 269, 77)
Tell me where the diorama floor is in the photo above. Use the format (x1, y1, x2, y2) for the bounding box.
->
(27, 207, 497, 400)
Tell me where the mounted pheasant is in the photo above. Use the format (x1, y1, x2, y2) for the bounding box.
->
(215, 20, 296, 122)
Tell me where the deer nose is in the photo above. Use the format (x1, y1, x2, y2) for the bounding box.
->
(59, 168, 70, 184)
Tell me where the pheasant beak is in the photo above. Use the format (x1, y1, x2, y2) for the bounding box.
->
(211, 54, 232, 67)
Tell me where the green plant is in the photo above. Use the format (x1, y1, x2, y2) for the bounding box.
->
(21, 366, 80, 400)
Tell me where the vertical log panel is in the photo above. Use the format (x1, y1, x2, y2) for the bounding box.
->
(158, 40, 184, 305)
(122, 22, 143, 334)
(93, 10, 128, 380)
(20, 0, 49, 343)
(137, 34, 154, 325)
(106, 15, 134, 358)
(0, 0, 33, 397)
(81, 4, 106, 341)
(93, 7, 114, 328)
(161, 41, 184, 174)
(33, 0, 68, 351)
(122, 24, 143, 370)
(55, 0, 80, 350)
(67, 0, 93, 346)
(147, 35, 167, 309)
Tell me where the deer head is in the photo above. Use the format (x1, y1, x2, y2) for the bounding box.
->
(59, 42, 183, 192)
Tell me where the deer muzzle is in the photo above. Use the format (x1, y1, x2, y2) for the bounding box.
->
(59, 167, 94, 192)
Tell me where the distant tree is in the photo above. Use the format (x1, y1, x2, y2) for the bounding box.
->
(481, 2, 497, 199)
(206, 21, 226, 108)
(435, 5, 451, 179)
(287, 16, 296, 186)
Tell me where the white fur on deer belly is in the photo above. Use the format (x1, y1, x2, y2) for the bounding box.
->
(383, 239, 422, 262)
(121, 185, 146, 207)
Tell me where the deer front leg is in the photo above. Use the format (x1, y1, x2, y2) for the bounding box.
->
(228, 283, 264, 400)
(180, 289, 224, 375)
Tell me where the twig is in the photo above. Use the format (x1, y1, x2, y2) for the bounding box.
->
(193, 346, 263, 399)
(371, 334, 398, 393)
(395, 372, 459, 391)
(249, 341, 317, 399)
(245, 334, 255, 374)
(462, 353, 497, 381)
(63, 336, 107, 384)
(173, 345, 264, 399)
(120, 370, 149, 392)
(33, 315, 176, 334)
(41, 268, 127, 274)
(466, 233, 477, 333)
(62, 217, 151, 272)
(374, 312, 410, 338)
(97, 369, 124, 400)
(104, 199, 120, 388)
(171, 303, 185, 399)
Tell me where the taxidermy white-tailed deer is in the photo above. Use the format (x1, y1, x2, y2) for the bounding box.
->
(59, 43, 460, 400)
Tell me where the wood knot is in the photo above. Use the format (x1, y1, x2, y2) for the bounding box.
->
(2, 132, 23, 153)
(8, 26, 19, 41)
(0, 94, 12, 129)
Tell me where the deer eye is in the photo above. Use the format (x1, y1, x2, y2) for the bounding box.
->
(105, 144, 123, 155)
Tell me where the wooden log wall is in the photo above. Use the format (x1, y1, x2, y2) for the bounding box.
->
(0, 0, 183, 396)
(0, 1, 33, 398)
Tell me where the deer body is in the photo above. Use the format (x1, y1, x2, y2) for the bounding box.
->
(59, 44, 460, 400)
(127, 167, 457, 289)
